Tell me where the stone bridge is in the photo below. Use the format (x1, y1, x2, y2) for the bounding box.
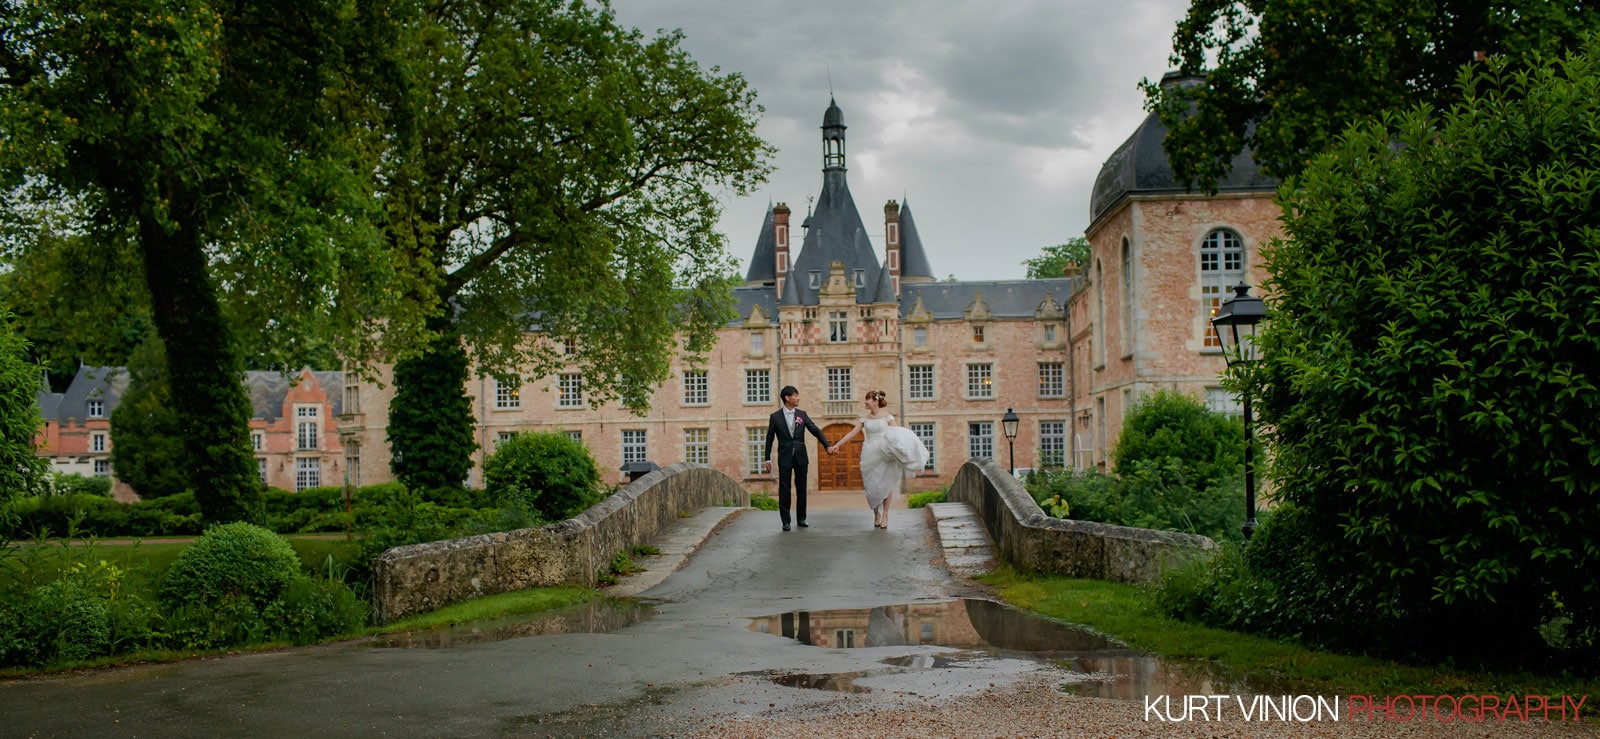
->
(372, 459, 1212, 622)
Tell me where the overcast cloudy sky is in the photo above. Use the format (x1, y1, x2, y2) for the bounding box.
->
(608, 0, 1192, 281)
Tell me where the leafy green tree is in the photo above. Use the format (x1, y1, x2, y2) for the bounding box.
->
(0, 308, 46, 501)
(1141, 0, 1600, 191)
(0, 2, 415, 522)
(110, 339, 189, 499)
(1255, 46, 1600, 660)
(483, 431, 602, 521)
(379, 0, 770, 482)
(1022, 237, 1089, 279)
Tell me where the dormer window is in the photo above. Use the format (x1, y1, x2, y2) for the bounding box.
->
(972, 325, 985, 343)
(809, 271, 821, 289)
(87, 399, 104, 418)
(853, 269, 865, 288)
(1044, 324, 1057, 342)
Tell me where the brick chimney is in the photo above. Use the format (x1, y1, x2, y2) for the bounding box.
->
(884, 200, 901, 297)
(773, 203, 791, 297)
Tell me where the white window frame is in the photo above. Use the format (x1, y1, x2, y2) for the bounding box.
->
(1039, 421, 1066, 468)
(1201, 229, 1246, 348)
(495, 431, 516, 448)
(683, 428, 710, 464)
(966, 363, 994, 399)
(745, 427, 766, 476)
(910, 422, 936, 470)
(565, 430, 583, 443)
(295, 457, 321, 491)
(494, 378, 521, 410)
(745, 368, 771, 404)
(93, 458, 110, 477)
(257, 457, 268, 485)
(558, 373, 584, 409)
(828, 311, 849, 343)
(86, 399, 104, 418)
(907, 364, 934, 400)
(622, 429, 647, 464)
(296, 406, 319, 450)
(91, 432, 106, 453)
(1038, 362, 1065, 398)
(750, 332, 764, 353)
(968, 422, 994, 460)
(252, 432, 264, 451)
(682, 370, 709, 406)
(912, 326, 927, 347)
(827, 367, 853, 402)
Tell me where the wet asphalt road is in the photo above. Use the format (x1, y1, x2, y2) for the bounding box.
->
(0, 507, 1063, 737)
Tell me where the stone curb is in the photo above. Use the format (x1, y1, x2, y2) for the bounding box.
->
(926, 501, 998, 576)
(606, 506, 748, 597)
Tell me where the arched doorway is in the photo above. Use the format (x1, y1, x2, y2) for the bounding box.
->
(818, 423, 862, 490)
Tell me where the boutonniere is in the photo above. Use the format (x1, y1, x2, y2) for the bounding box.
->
(794, 414, 806, 424)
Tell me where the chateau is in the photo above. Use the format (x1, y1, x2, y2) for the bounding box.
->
(39, 84, 1285, 499)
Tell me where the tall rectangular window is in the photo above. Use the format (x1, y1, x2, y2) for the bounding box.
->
(745, 369, 771, 404)
(828, 311, 849, 343)
(745, 427, 765, 476)
(87, 399, 104, 418)
(495, 378, 521, 409)
(622, 430, 647, 464)
(913, 327, 927, 346)
(343, 381, 360, 415)
(750, 333, 764, 353)
(257, 457, 268, 485)
(295, 457, 321, 491)
(968, 422, 993, 460)
(252, 432, 264, 451)
(1038, 362, 1065, 398)
(827, 367, 853, 402)
(908, 365, 934, 400)
(682, 370, 708, 405)
(93, 459, 110, 477)
(558, 373, 584, 408)
(683, 428, 709, 464)
(1044, 324, 1057, 343)
(296, 406, 319, 450)
(1039, 421, 1066, 468)
(345, 442, 361, 487)
(966, 364, 994, 399)
(910, 422, 936, 470)
(91, 432, 106, 453)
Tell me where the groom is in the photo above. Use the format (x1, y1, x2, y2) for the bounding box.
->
(763, 385, 831, 531)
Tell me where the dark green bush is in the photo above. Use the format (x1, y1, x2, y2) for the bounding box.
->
(1113, 389, 1242, 491)
(51, 473, 112, 498)
(905, 489, 946, 509)
(1023, 464, 1245, 542)
(1256, 45, 1600, 662)
(160, 522, 302, 610)
(482, 432, 602, 521)
(18, 580, 111, 665)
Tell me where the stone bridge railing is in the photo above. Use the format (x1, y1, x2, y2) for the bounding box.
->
(372, 463, 748, 623)
(948, 459, 1213, 582)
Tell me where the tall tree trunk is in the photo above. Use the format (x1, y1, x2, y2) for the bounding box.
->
(138, 211, 261, 523)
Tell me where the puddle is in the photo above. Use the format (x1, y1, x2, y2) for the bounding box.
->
(747, 598, 1297, 700)
(371, 598, 653, 649)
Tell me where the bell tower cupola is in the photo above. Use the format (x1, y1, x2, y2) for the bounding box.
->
(822, 97, 846, 171)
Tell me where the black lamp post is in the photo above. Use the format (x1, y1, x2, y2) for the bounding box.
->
(1001, 408, 1020, 475)
(1210, 282, 1267, 539)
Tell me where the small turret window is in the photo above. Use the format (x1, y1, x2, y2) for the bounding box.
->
(853, 269, 865, 288)
(809, 271, 821, 289)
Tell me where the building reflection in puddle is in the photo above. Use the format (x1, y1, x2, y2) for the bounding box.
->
(749, 598, 1278, 701)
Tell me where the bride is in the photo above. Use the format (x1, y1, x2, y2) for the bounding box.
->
(827, 390, 929, 529)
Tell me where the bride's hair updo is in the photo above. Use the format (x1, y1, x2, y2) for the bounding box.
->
(865, 389, 889, 408)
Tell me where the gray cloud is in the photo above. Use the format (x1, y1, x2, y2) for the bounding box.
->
(609, 0, 1190, 280)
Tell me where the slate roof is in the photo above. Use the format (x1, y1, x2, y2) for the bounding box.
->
(1089, 73, 1278, 228)
(727, 286, 778, 327)
(39, 365, 128, 421)
(897, 199, 935, 280)
(743, 205, 777, 285)
(782, 171, 882, 305)
(900, 279, 1080, 320)
(245, 371, 343, 423)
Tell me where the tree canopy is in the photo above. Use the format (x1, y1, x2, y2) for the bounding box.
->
(1255, 45, 1600, 659)
(1022, 238, 1089, 279)
(1142, 0, 1600, 191)
(0, 308, 46, 502)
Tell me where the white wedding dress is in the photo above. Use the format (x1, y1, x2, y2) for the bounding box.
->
(859, 415, 929, 510)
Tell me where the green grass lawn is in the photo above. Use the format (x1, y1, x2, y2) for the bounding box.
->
(2, 535, 360, 592)
(981, 566, 1600, 700)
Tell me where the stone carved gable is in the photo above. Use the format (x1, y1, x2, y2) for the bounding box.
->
(1035, 293, 1065, 320)
(905, 294, 934, 324)
(744, 303, 770, 327)
(818, 259, 856, 306)
(964, 289, 992, 322)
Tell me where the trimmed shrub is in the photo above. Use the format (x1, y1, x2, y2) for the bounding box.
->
(160, 522, 303, 610)
(1112, 389, 1242, 491)
(482, 432, 602, 521)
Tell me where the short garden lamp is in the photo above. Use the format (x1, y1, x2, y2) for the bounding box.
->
(1210, 282, 1267, 539)
(1001, 408, 1020, 475)
(621, 460, 661, 483)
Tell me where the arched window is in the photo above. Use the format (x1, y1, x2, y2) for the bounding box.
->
(1095, 258, 1106, 366)
(1200, 229, 1245, 347)
(1121, 237, 1133, 355)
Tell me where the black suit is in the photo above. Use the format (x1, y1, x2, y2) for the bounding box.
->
(765, 407, 828, 526)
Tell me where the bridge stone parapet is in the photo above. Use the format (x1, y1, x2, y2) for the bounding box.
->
(947, 459, 1213, 583)
(372, 463, 748, 623)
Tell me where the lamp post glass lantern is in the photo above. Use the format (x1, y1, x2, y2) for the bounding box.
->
(1001, 408, 1020, 475)
(1211, 282, 1266, 539)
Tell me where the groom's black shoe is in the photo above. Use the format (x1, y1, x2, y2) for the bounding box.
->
(797, 521, 808, 528)
(782, 524, 791, 531)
